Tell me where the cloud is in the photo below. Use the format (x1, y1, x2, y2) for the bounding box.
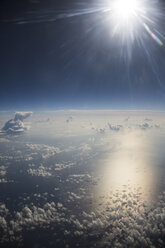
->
(123, 117, 130, 122)
(144, 118, 153, 122)
(54, 162, 75, 171)
(108, 123, 123, 132)
(2, 112, 32, 134)
(155, 124, 160, 128)
(0, 110, 165, 247)
(136, 122, 160, 130)
(36, 118, 50, 123)
(26, 143, 61, 159)
(27, 164, 52, 177)
(137, 122, 151, 130)
(1, 188, 165, 247)
(14, 112, 32, 122)
(0, 166, 7, 176)
(66, 116, 73, 123)
(98, 128, 105, 134)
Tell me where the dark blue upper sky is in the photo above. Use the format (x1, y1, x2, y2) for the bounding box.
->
(0, 0, 165, 110)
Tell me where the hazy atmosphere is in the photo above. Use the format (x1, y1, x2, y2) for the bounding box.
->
(1, 0, 165, 247)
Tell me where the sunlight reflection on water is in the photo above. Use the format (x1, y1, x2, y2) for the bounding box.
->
(94, 131, 162, 212)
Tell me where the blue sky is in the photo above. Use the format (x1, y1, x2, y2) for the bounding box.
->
(0, 0, 165, 110)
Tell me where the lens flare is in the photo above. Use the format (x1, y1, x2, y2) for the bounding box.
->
(108, 0, 164, 46)
(101, 0, 165, 63)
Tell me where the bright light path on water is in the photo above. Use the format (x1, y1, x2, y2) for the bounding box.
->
(93, 131, 161, 212)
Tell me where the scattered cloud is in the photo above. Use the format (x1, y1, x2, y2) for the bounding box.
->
(54, 162, 75, 171)
(26, 143, 61, 159)
(0, 190, 165, 247)
(136, 122, 160, 130)
(108, 123, 123, 132)
(137, 122, 151, 130)
(0, 110, 164, 247)
(27, 164, 52, 177)
(0, 166, 7, 176)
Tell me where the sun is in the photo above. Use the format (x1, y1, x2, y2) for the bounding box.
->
(113, 0, 139, 21)
(107, 0, 163, 49)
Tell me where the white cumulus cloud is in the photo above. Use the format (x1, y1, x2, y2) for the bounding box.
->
(2, 112, 32, 134)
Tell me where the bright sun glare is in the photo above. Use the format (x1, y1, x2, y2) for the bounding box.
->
(108, 0, 163, 51)
(113, 0, 139, 20)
